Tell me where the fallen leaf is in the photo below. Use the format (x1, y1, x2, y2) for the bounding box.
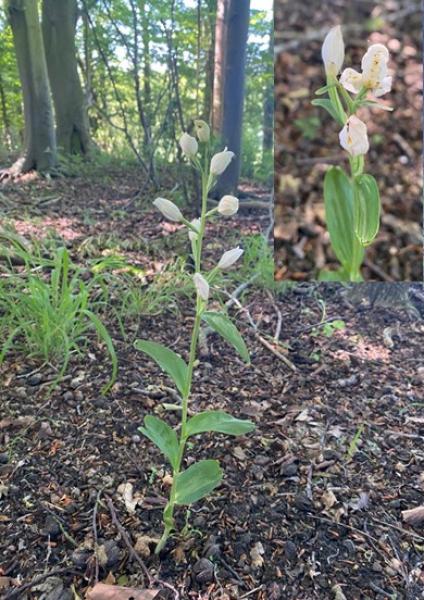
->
(134, 535, 158, 559)
(87, 583, 160, 599)
(117, 482, 142, 514)
(250, 541, 265, 568)
(402, 506, 424, 526)
(321, 489, 337, 511)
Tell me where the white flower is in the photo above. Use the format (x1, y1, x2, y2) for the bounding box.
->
(339, 115, 369, 156)
(194, 120, 210, 143)
(188, 218, 201, 241)
(153, 197, 183, 222)
(179, 132, 198, 158)
(210, 148, 235, 176)
(193, 272, 209, 301)
(340, 43, 392, 97)
(217, 195, 239, 216)
(217, 247, 244, 270)
(322, 26, 345, 77)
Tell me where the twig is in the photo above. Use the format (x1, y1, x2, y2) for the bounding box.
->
(239, 585, 265, 598)
(255, 333, 297, 371)
(106, 495, 153, 586)
(4, 568, 82, 599)
(92, 490, 102, 584)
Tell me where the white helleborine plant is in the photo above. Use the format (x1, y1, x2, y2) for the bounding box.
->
(135, 120, 254, 555)
(312, 25, 394, 282)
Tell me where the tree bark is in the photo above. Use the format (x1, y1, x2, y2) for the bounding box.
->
(5, 0, 57, 173)
(213, 0, 250, 196)
(211, 0, 227, 134)
(42, 0, 91, 155)
(262, 23, 273, 153)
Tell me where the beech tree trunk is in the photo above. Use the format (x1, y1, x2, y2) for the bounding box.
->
(42, 0, 91, 155)
(6, 0, 57, 173)
(262, 24, 273, 153)
(213, 0, 250, 196)
(211, 0, 227, 134)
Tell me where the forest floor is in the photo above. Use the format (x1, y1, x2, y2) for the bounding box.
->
(0, 170, 423, 599)
(275, 0, 422, 281)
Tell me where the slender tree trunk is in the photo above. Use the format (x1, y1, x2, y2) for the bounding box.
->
(211, 0, 227, 134)
(5, 0, 57, 173)
(213, 0, 250, 196)
(262, 24, 273, 153)
(140, 0, 151, 105)
(42, 0, 91, 155)
(0, 73, 12, 149)
(203, 0, 216, 122)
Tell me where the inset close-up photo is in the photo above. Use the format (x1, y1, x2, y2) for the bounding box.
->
(275, 0, 423, 281)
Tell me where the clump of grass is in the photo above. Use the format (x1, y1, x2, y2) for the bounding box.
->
(0, 244, 117, 393)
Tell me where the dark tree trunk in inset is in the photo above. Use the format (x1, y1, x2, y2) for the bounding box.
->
(213, 0, 250, 197)
(6, 0, 57, 173)
(42, 0, 91, 155)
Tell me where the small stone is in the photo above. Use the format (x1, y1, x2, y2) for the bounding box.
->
(284, 540, 297, 561)
(15, 387, 27, 399)
(43, 515, 62, 540)
(281, 463, 298, 477)
(131, 434, 141, 443)
(28, 373, 43, 386)
(294, 493, 314, 512)
(71, 548, 91, 568)
(0, 453, 8, 464)
(74, 390, 84, 402)
(63, 391, 74, 403)
(192, 558, 214, 583)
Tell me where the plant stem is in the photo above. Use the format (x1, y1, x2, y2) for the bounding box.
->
(155, 148, 210, 554)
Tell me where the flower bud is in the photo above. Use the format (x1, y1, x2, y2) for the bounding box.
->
(339, 115, 369, 156)
(153, 197, 183, 222)
(210, 147, 235, 176)
(217, 195, 239, 216)
(194, 120, 210, 143)
(193, 272, 209, 301)
(217, 247, 244, 270)
(322, 25, 345, 77)
(188, 218, 201, 241)
(179, 132, 198, 158)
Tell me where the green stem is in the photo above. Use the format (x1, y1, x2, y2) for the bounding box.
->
(155, 148, 210, 555)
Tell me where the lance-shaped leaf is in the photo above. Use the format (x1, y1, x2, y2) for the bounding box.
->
(139, 415, 179, 469)
(134, 340, 188, 396)
(174, 460, 223, 505)
(201, 311, 250, 364)
(311, 99, 344, 125)
(324, 166, 364, 273)
(353, 174, 381, 247)
(186, 410, 255, 438)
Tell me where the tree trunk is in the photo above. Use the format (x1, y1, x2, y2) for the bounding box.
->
(213, 0, 250, 196)
(6, 0, 57, 173)
(203, 0, 216, 122)
(42, 0, 91, 155)
(0, 73, 12, 149)
(262, 24, 273, 153)
(211, 0, 227, 134)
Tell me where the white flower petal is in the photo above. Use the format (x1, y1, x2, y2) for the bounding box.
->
(179, 132, 198, 158)
(153, 197, 183, 222)
(322, 26, 345, 77)
(340, 68, 363, 94)
(217, 247, 244, 270)
(193, 273, 209, 301)
(361, 44, 390, 91)
(217, 195, 239, 216)
(373, 75, 393, 97)
(210, 148, 235, 176)
(339, 116, 369, 157)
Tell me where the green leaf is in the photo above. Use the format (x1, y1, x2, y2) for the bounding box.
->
(139, 415, 179, 469)
(186, 411, 255, 438)
(323, 167, 364, 273)
(134, 340, 188, 396)
(174, 460, 223, 505)
(201, 311, 250, 364)
(353, 174, 381, 247)
(314, 83, 337, 95)
(311, 99, 344, 125)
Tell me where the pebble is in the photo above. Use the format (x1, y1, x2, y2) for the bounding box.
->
(0, 453, 8, 464)
(63, 391, 74, 403)
(294, 493, 314, 512)
(28, 373, 43, 386)
(192, 558, 214, 583)
(284, 540, 297, 562)
(43, 515, 62, 540)
(131, 434, 141, 443)
(15, 387, 27, 399)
